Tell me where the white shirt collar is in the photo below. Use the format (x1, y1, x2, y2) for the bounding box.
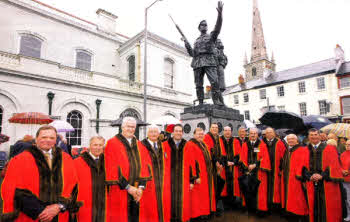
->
(126, 137, 132, 145)
(311, 142, 321, 148)
(89, 152, 99, 160)
(173, 139, 181, 144)
(148, 139, 157, 147)
(41, 148, 53, 159)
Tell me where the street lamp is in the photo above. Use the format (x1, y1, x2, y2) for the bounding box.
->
(144, 0, 163, 137)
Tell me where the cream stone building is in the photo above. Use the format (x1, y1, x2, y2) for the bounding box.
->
(0, 0, 194, 149)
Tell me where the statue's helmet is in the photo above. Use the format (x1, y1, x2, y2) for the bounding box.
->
(198, 20, 207, 30)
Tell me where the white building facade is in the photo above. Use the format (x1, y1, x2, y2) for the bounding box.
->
(224, 57, 344, 123)
(0, 0, 194, 150)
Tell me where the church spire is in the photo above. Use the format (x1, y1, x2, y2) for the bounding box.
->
(244, 52, 248, 65)
(251, 0, 268, 63)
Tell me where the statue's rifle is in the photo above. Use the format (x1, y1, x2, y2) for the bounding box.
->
(169, 14, 189, 43)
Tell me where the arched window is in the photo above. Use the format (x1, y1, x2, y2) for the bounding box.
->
(164, 58, 174, 88)
(19, 35, 42, 58)
(128, 55, 136, 82)
(0, 107, 3, 134)
(76, 50, 92, 71)
(252, 67, 257, 77)
(66, 110, 83, 146)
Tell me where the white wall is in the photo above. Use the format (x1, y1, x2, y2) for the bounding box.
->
(226, 73, 341, 123)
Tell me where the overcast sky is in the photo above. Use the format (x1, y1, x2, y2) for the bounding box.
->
(41, 0, 350, 86)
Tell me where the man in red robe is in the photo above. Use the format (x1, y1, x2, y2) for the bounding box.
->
(263, 127, 286, 210)
(281, 134, 308, 222)
(0, 125, 80, 222)
(74, 136, 106, 222)
(104, 117, 158, 222)
(231, 127, 247, 204)
(188, 127, 216, 220)
(301, 128, 343, 222)
(203, 123, 219, 152)
(239, 128, 271, 214)
(203, 123, 225, 215)
(141, 125, 164, 222)
(161, 124, 191, 222)
(236, 127, 248, 147)
(219, 126, 238, 209)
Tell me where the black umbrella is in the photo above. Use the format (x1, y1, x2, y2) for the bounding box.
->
(110, 117, 149, 127)
(259, 111, 306, 131)
(238, 173, 260, 210)
(302, 115, 332, 130)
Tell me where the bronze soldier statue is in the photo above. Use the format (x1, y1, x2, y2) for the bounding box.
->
(183, 1, 224, 105)
(215, 39, 228, 105)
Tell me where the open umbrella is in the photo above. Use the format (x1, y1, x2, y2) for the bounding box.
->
(152, 115, 180, 125)
(0, 134, 10, 144)
(110, 117, 149, 127)
(259, 111, 306, 131)
(9, 112, 54, 134)
(9, 112, 53, 124)
(320, 123, 350, 138)
(49, 120, 74, 133)
(302, 115, 332, 130)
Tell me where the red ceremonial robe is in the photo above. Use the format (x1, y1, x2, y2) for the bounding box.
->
(0, 146, 80, 222)
(187, 139, 216, 218)
(203, 133, 216, 152)
(204, 133, 226, 197)
(231, 138, 244, 198)
(341, 150, 350, 183)
(140, 139, 165, 222)
(281, 145, 308, 216)
(302, 143, 343, 222)
(162, 138, 191, 222)
(218, 136, 232, 197)
(240, 140, 271, 211)
(104, 134, 157, 222)
(263, 138, 286, 206)
(74, 152, 106, 222)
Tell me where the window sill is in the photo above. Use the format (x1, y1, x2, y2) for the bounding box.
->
(316, 89, 326, 92)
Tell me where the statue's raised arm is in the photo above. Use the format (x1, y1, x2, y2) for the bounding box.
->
(211, 1, 223, 42)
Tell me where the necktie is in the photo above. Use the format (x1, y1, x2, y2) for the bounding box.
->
(154, 142, 157, 150)
(44, 153, 52, 170)
(314, 145, 317, 149)
(95, 158, 99, 164)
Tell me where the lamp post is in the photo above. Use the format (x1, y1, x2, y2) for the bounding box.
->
(144, 0, 163, 137)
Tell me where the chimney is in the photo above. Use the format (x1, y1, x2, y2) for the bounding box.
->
(96, 9, 118, 33)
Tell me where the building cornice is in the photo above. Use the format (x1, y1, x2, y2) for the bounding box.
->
(118, 31, 189, 56)
(4, 0, 128, 44)
(0, 67, 192, 106)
